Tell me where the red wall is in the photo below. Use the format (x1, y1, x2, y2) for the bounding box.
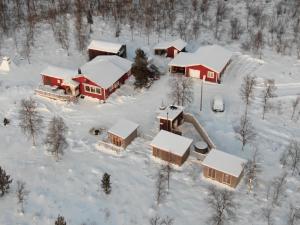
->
(185, 65, 219, 83)
(167, 47, 176, 58)
(42, 75, 64, 87)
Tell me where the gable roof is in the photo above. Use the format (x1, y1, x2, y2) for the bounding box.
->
(151, 130, 193, 157)
(168, 45, 232, 73)
(88, 40, 124, 54)
(108, 119, 139, 139)
(202, 149, 246, 177)
(157, 105, 184, 121)
(40, 66, 79, 87)
(154, 39, 187, 51)
(80, 55, 132, 89)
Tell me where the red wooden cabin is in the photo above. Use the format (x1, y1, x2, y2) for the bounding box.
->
(169, 45, 232, 83)
(154, 39, 187, 58)
(88, 40, 127, 61)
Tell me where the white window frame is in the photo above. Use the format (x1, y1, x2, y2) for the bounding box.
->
(207, 71, 215, 78)
(83, 84, 102, 95)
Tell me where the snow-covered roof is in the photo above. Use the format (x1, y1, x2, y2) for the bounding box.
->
(80, 55, 132, 89)
(108, 119, 139, 139)
(154, 39, 187, 51)
(88, 40, 124, 54)
(151, 130, 193, 157)
(157, 105, 184, 121)
(40, 66, 79, 86)
(202, 149, 246, 177)
(168, 45, 232, 73)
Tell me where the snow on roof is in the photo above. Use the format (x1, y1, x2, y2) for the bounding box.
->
(88, 40, 124, 54)
(154, 39, 187, 51)
(202, 149, 246, 177)
(157, 105, 184, 121)
(108, 119, 139, 139)
(80, 56, 132, 89)
(151, 130, 193, 157)
(40, 65, 77, 80)
(168, 45, 232, 73)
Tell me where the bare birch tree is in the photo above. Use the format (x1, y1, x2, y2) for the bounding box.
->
(19, 98, 43, 146)
(287, 204, 300, 225)
(262, 206, 273, 225)
(206, 186, 237, 225)
(234, 114, 256, 151)
(240, 75, 257, 113)
(261, 79, 277, 120)
(169, 75, 193, 106)
(44, 116, 68, 160)
(280, 138, 300, 176)
(291, 96, 300, 120)
(244, 148, 261, 193)
(16, 180, 29, 214)
(267, 172, 287, 206)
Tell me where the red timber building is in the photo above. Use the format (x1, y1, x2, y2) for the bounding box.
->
(168, 45, 232, 83)
(87, 40, 127, 60)
(39, 55, 132, 101)
(154, 39, 187, 58)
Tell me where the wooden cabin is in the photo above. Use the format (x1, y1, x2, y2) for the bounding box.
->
(201, 149, 246, 188)
(108, 119, 139, 148)
(154, 39, 187, 58)
(151, 130, 193, 166)
(88, 40, 127, 60)
(157, 105, 184, 135)
(168, 45, 232, 83)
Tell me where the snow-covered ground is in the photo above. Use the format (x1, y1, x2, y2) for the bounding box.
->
(1, 18, 300, 225)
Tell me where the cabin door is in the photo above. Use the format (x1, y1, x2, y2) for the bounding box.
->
(189, 69, 200, 78)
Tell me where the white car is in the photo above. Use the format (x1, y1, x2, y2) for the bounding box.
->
(212, 95, 225, 112)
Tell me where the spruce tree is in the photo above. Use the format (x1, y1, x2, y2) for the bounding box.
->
(131, 48, 151, 88)
(0, 166, 13, 197)
(101, 173, 111, 195)
(55, 215, 67, 225)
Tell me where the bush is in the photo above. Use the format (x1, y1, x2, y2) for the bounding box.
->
(0, 166, 13, 197)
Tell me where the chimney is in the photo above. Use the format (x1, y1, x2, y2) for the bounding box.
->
(78, 68, 82, 74)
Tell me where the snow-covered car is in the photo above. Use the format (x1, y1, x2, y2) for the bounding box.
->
(212, 95, 225, 112)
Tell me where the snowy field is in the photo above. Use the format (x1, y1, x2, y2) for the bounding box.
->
(1, 17, 300, 225)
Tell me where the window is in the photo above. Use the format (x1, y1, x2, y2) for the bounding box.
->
(84, 84, 101, 95)
(207, 71, 214, 78)
(208, 168, 216, 179)
(223, 174, 231, 185)
(85, 86, 90, 92)
(96, 88, 101, 94)
(90, 87, 95, 93)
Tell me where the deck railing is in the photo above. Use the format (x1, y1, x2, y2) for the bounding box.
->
(35, 87, 77, 102)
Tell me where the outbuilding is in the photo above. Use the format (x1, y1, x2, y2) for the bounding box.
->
(87, 40, 127, 60)
(169, 45, 232, 83)
(157, 105, 184, 135)
(151, 130, 193, 166)
(154, 39, 187, 58)
(108, 119, 139, 148)
(201, 149, 246, 188)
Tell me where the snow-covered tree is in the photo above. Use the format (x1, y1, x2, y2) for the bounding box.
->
(101, 173, 111, 195)
(0, 166, 12, 197)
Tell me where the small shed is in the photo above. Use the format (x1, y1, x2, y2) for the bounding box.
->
(202, 149, 246, 188)
(151, 130, 193, 166)
(108, 119, 139, 148)
(157, 105, 184, 135)
(154, 39, 187, 58)
(87, 40, 127, 60)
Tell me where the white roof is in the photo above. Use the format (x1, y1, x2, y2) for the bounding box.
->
(88, 40, 124, 54)
(202, 149, 246, 177)
(154, 39, 187, 51)
(80, 56, 132, 89)
(157, 105, 184, 121)
(168, 45, 232, 73)
(108, 119, 139, 139)
(151, 130, 193, 157)
(40, 66, 79, 86)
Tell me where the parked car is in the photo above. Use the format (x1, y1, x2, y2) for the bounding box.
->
(212, 95, 225, 112)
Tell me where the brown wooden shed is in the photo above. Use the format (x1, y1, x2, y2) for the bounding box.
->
(157, 105, 184, 135)
(108, 119, 139, 149)
(202, 149, 246, 188)
(150, 130, 193, 166)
